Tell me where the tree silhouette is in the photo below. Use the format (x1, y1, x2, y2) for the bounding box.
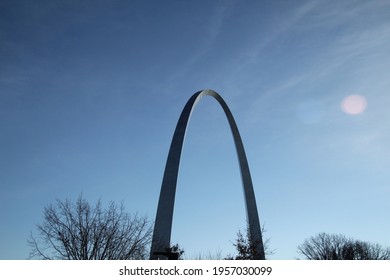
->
(228, 225, 274, 260)
(298, 232, 390, 260)
(28, 195, 152, 260)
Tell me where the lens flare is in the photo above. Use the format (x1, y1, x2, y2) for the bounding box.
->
(341, 95, 367, 115)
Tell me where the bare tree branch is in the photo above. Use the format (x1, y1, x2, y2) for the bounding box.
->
(298, 232, 390, 260)
(28, 194, 153, 260)
(228, 224, 274, 260)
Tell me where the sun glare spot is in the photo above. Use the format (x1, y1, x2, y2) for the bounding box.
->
(341, 95, 367, 115)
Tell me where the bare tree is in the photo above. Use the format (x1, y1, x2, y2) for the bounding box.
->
(28, 195, 153, 260)
(298, 232, 390, 260)
(228, 225, 274, 260)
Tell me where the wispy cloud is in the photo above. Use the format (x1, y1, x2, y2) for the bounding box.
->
(244, 1, 390, 123)
(162, 1, 237, 94)
(231, 1, 319, 73)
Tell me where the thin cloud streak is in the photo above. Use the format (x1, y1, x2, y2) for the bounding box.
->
(162, 1, 237, 94)
(245, 6, 390, 124)
(233, 1, 319, 72)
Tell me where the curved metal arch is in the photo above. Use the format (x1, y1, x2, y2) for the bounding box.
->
(150, 89, 265, 259)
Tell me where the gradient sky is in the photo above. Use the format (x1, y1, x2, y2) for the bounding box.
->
(1, 0, 390, 260)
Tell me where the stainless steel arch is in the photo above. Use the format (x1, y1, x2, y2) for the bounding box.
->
(150, 89, 265, 260)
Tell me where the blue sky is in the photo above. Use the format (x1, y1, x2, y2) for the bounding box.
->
(1, 0, 390, 259)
